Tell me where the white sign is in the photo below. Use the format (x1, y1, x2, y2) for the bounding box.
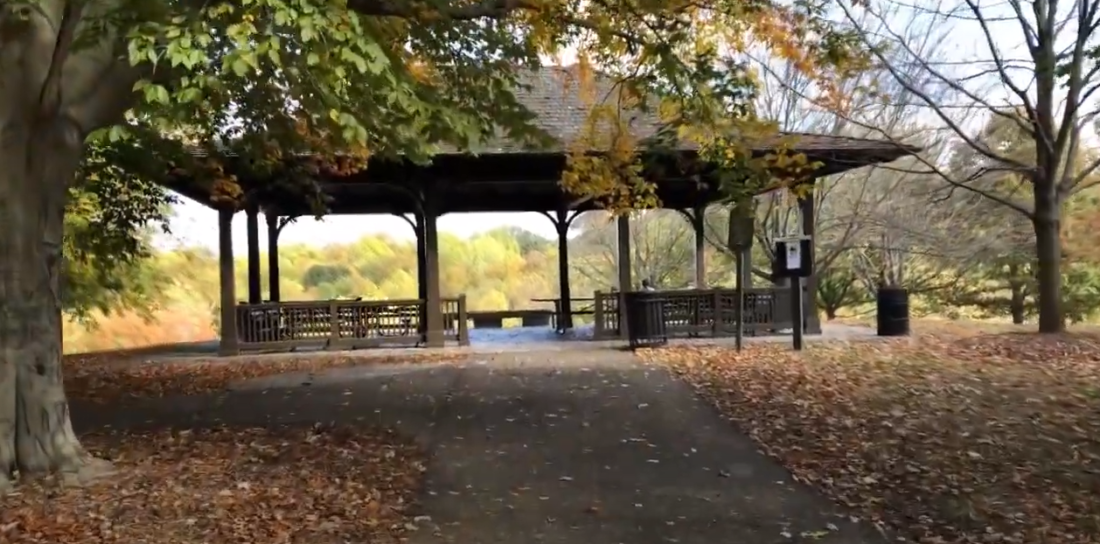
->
(777, 236, 810, 272)
(785, 243, 801, 271)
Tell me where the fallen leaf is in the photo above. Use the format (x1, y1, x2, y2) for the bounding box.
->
(64, 351, 468, 403)
(0, 426, 424, 544)
(641, 326, 1100, 544)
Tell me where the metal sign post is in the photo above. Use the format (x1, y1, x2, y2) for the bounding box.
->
(734, 252, 745, 351)
(774, 236, 812, 352)
(790, 276, 804, 351)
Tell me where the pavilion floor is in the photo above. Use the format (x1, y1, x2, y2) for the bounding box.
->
(111, 322, 874, 363)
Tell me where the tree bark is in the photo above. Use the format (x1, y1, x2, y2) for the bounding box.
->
(1009, 284, 1026, 325)
(0, 117, 114, 491)
(1008, 264, 1026, 325)
(1033, 189, 1064, 333)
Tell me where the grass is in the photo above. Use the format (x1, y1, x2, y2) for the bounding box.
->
(64, 305, 217, 355)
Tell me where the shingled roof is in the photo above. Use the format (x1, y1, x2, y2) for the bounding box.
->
(461, 65, 918, 162)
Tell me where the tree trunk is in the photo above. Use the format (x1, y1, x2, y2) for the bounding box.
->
(1009, 283, 1026, 325)
(1033, 190, 1064, 333)
(1006, 262, 1027, 325)
(0, 117, 113, 491)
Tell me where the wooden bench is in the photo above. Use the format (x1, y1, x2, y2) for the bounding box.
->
(467, 309, 556, 329)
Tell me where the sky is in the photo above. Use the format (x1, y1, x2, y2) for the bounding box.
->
(155, 0, 1044, 254)
(160, 202, 560, 253)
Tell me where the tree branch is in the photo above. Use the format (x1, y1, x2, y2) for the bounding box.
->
(67, 60, 146, 134)
(962, 0, 1039, 127)
(39, 0, 84, 117)
(345, 0, 638, 43)
(837, 0, 1033, 169)
(346, 0, 532, 18)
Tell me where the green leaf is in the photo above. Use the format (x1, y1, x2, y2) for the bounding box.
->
(340, 49, 367, 73)
(107, 125, 130, 143)
(177, 87, 203, 103)
(362, 42, 389, 73)
(231, 56, 250, 77)
(141, 84, 170, 105)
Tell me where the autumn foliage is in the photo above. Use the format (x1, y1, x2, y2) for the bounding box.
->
(1, 426, 424, 544)
(643, 328, 1100, 543)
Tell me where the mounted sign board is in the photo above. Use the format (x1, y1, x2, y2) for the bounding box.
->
(726, 199, 755, 252)
(772, 236, 813, 278)
(727, 213, 755, 251)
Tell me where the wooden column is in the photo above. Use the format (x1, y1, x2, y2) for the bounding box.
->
(553, 208, 577, 330)
(245, 206, 261, 303)
(682, 204, 707, 288)
(423, 208, 444, 347)
(798, 187, 821, 334)
(616, 213, 632, 339)
(414, 213, 429, 335)
(217, 209, 239, 356)
(265, 214, 281, 302)
(616, 213, 632, 291)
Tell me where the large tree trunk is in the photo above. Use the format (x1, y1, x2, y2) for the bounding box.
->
(0, 117, 113, 491)
(1033, 189, 1064, 333)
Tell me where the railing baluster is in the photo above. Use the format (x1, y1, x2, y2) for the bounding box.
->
(712, 290, 722, 336)
(593, 291, 605, 339)
(328, 300, 340, 344)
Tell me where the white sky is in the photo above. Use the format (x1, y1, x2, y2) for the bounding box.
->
(161, 202, 559, 252)
(156, 0, 1049, 253)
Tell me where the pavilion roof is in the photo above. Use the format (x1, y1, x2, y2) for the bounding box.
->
(165, 66, 918, 214)
(448, 66, 916, 162)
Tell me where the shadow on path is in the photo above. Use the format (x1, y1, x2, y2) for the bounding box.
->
(72, 347, 887, 544)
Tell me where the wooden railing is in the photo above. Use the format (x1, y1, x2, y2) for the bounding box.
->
(531, 297, 597, 330)
(235, 296, 469, 351)
(592, 287, 810, 340)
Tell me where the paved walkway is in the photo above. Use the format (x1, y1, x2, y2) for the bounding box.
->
(73, 346, 887, 544)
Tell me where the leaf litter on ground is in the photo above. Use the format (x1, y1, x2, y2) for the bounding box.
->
(641, 329, 1100, 544)
(1, 425, 425, 544)
(64, 349, 469, 403)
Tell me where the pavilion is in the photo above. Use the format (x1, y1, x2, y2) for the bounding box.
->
(158, 66, 918, 354)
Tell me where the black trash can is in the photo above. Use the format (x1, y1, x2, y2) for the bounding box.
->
(876, 287, 910, 336)
(625, 291, 668, 349)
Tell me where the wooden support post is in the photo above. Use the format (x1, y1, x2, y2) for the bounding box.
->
(245, 206, 261, 304)
(217, 209, 239, 356)
(265, 214, 281, 302)
(423, 209, 444, 347)
(414, 213, 429, 336)
(691, 204, 707, 288)
(554, 208, 575, 331)
(616, 214, 632, 339)
(798, 188, 821, 335)
(457, 294, 469, 346)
